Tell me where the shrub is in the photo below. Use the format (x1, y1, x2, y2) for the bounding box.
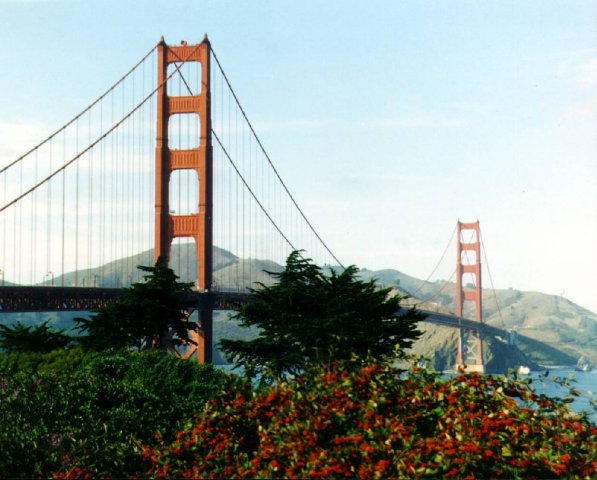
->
(0, 349, 227, 478)
(0, 345, 87, 375)
(139, 360, 596, 479)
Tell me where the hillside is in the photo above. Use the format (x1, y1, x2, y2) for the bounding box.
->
(357, 268, 597, 367)
(1, 247, 595, 368)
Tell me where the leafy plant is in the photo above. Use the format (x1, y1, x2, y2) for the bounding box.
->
(0, 345, 87, 375)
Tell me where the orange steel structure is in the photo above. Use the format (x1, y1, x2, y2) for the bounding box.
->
(455, 221, 484, 373)
(155, 36, 213, 362)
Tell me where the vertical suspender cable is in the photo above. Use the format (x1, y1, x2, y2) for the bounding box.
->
(186, 85, 191, 281)
(141, 63, 146, 279)
(177, 69, 182, 275)
(212, 67, 217, 288)
(138, 63, 144, 282)
(149, 50, 155, 269)
(47, 139, 53, 284)
(61, 130, 66, 286)
(126, 81, 131, 282)
(75, 118, 80, 285)
(99, 97, 105, 283)
(12, 175, 16, 282)
(234, 102, 239, 290)
(16, 157, 23, 283)
(88, 112, 93, 285)
(110, 90, 116, 286)
(129, 71, 135, 284)
(120, 82, 126, 285)
(239, 109, 248, 291)
(219, 67, 224, 289)
(227, 81, 232, 290)
(247, 128, 252, 288)
(30, 150, 37, 284)
(1, 166, 5, 284)
(480, 232, 507, 330)
(139, 57, 145, 276)
(129, 70, 134, 283)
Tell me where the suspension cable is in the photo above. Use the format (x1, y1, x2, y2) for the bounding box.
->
(0, 42, 202, 214)
(166, 50, 340, 270)
(209, 46, 343, 268)
(0, 45, 157, 175)
(412, 268, 457, 308)
(480, 232, 507, 329)
(212, 129, 296, 251)
(410, 224, 457, 297)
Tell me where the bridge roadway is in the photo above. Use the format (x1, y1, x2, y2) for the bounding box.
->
(0, 286, 507, 338)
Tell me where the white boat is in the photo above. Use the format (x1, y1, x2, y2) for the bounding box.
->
(517, 365, 531, 375)
(575, 356, 592, 372)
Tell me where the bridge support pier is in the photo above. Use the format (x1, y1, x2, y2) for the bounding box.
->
(456, 327, 484, 373)
(181, 306, 213, 363)
(454, 221, 485, 373)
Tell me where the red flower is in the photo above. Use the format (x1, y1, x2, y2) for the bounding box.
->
(373, 459, 390, 472)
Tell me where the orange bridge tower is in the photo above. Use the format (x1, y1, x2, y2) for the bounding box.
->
(155, 36, 213, 362)
(454, 220, 484, 373)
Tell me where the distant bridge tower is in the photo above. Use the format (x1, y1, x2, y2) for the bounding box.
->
(155, 36, 213, 362)
(455, 220, 484, 373)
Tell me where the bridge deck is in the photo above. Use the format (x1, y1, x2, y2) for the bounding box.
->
(0, 287, 248, 313)
(0, 286, 507, 337)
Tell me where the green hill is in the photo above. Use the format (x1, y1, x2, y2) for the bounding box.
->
(1, 248, 594, 368)
(357, 268, 596, 367)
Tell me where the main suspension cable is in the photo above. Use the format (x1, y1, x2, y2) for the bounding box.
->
(209, 46, 343, 268)
(480, 232, 507, 329)
(212, 128, 296, 252)
(0, 42, 202, 214)
(0, 44, 157, 175)
(412, 268, 457, 308)
(410, 224, 457, 297)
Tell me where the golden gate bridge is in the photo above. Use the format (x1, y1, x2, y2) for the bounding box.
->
(0, 36, 503, 371)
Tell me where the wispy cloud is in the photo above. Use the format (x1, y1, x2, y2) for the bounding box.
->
(580, 58, 597, 87)
(238, 110, 468, 135)
(554, 50, 597, 127)
(366, 114, 466, 129)
(561, 96, 597, 125)
(0, 121, 50, 164)
(555, 48, 597, 88)
(251, 118, 332, 133)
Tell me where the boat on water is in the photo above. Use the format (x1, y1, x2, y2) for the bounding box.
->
(575, 356, 593, 372)
(517, 365, 531, 375)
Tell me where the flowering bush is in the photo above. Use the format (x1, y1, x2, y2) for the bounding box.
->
(138, 360, 596, 479)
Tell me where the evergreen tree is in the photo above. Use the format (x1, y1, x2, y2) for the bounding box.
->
(75, 258, 196, 351)
(220, 251, 424, 377)
(0, 321, 72, 353)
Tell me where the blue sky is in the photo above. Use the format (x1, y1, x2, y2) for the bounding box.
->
(0, 0, 596, 312)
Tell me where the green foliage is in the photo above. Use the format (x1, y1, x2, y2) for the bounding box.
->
(75, 257, 196, 351)
(0, 345, 87, 375)
(0, 320, 72, 353)
(0, 348, 227, 478)
(138, 358, 596, 479)
(220, 251, 423, 378)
